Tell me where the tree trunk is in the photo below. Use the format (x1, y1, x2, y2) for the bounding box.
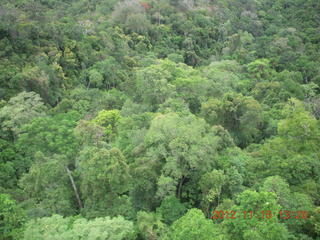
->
(177, 176, 186, 199)
(65, 166, 83, 209)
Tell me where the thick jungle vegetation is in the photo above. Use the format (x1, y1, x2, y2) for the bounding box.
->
(0, 0, 320, 239)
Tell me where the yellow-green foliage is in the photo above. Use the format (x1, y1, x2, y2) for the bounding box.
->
(91, 109, 121, 139)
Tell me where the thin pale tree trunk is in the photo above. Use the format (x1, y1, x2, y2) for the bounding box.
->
(65, 166, 83, 209)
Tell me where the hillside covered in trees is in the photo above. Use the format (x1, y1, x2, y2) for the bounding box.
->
(0, 0, 320, 239)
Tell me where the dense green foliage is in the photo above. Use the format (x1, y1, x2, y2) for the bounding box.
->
(0, 0, 320, 239)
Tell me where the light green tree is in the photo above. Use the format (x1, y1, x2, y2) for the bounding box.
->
(0, 91, 46, 140)
(144, 112, 225, 200)
(223, 190, 289, 240)
(92, 109, 121, 140)
(135, 61, 176, 111)
(22, 214, 136, 240)
(247, 58, 274, 81)
(165, 208, 224, 240)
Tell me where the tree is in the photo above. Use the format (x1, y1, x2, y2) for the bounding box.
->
(172, 72, 207, 114)
(199, 169, 227, 216)
(70, 216, 136, 240)
(278, 98, 320, 148)
(261, 174, 315, 237)
(252, 99, 320, 187)
(201, 60, 242, 99)
(91, 109, 121, 140)
(22, 214, 72, 240)
(88, 69, 103, 88)
(125, 13, 151, 34)
(223, 190, 289, 240)
(74, 120, 104, 147)
(111, 0, 151, 33)
(201, 93, 264, 147)
(0, 91, 46, 140)
(53, 87, 126, 115)
(144, 112, 226, 200)
(136, 211, 168, 240)
(136, 59, 208, 113)
(252, 79, 302, 107)
(260, 176, 291, 208)
(0, 194, 25, 240)
(19, 153, 77, 217)
(165, 208, 224, 240)
(309, 207, 320, 238)
(156, 196, 187, 225)
(16, 111, 80, 164)
(129, 157, 159, 211)
(22, 214, 136, 240)
(226, 166, 244, 197)
(116, 112, 154, 161)
(179, 0, 195, 10)
(0, 138, 22, 190)
(135, 60, 176, 111)
(77, 147, 132, 218)
(247, 59, 274, 81)
(13, 62, 67, 106)
(84, 57, 129, 90)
